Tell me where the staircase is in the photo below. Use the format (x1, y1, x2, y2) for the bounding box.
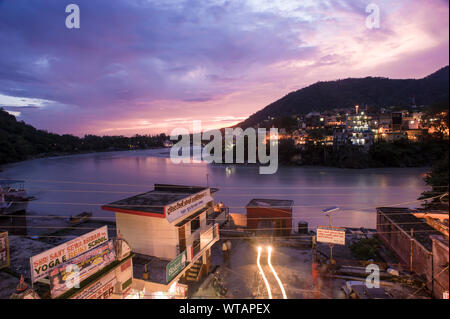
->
(184, 260, 203, 282)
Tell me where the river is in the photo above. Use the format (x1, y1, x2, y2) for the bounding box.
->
(0, 148, 429, 231)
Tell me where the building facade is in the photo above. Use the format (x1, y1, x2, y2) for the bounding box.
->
(102, 184, 220, 298)
(246, 199, 294, 237)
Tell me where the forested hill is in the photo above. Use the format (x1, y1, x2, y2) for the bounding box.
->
(0, 109, 165, 165)
(238, 66, 449, 128)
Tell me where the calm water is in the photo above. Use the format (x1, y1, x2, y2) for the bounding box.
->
(0, 148, 429, 230)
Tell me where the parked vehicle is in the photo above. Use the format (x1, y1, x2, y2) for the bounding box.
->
(212, 272, 228, 297)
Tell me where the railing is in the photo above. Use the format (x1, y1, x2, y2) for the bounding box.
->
(186, 223, 219, 261)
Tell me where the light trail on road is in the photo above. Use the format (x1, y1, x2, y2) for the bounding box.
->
(257, 246, 272, 299)
(267, 246, 288, 299)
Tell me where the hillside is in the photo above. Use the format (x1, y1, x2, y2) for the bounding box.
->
(0, 109, 165, 165)
(238, 66, 449, 128)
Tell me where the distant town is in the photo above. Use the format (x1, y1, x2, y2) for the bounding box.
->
(257, 104, 449, 150)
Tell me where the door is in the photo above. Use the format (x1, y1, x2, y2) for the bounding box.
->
(178, 225, 186, 253)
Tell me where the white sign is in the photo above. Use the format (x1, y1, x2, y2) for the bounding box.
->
(317, 226, 346, 245)
(200, 226, 214, 250)
(443, 291, 449, 299)
(71, 270, 117, 299)
(30, 226, 108, 282)
(165, 189, 212, 223)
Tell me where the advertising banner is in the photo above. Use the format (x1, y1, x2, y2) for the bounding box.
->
(49, 239, 116, 298)
(317, 226, 346, 245)
(30, 226, 108, 283)
(165, 189, 212, 223)
(200, 225, 214, 250)
(0, 232, 10, 270)
(166, 250, 187, 283)
(71, 270, 117, 299)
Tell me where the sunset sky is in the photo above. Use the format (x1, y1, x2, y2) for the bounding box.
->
(0, 0, 448, 136)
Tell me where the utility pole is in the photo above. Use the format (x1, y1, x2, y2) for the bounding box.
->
(410, 228, 414, 273)
(329, 213, 334, 264)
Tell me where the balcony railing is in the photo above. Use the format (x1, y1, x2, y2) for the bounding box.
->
(186, 223, 219, 261)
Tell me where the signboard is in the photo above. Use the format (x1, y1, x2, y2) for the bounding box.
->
(30, 226, 108, 283)
(165, 190, 213, 223)
(200, 225, 214, 250)
(443, 291, 449, 299)
(71, 270, 117, 299)
(166, 250, 187, 283)
(49, 240, 116, 298)
(317, 226, 346, 245)
(0, 232, 10, 270)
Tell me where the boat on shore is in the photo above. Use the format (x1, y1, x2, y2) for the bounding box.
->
(0, 180, 29, 215)
(69, 211, 93, 225)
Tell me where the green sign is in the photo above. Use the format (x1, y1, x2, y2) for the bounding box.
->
(166, 250, 187, 283)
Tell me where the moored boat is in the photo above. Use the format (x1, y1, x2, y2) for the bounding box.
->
(69, 211, 93, 225)
(0, 180, 29, 215)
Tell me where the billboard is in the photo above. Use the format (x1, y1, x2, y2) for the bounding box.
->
(164, 189, 212, 223)
(317, 226, 346, 245)
(30, 226, 108, 282)
(200, 225, 214, 250)
(71, 270, 117, 299)
(0, 232, 10, 270)
(49, 240, 116, 298)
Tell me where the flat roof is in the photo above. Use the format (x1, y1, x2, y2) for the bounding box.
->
(102, 184, 209, 216)
(132, 253, 171, 285)
(246, 198, 294, 208)
(377, 207, 442, 251)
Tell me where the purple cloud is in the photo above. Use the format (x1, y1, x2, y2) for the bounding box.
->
(0, 0, 448, 136)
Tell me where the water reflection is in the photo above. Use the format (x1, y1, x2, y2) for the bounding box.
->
(0, 149, 428, 230)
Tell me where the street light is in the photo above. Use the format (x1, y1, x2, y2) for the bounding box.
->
(321, 206, 340, 264)
(322, 206, 339, 227)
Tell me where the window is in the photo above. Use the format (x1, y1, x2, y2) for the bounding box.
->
(191, 216, 200, 233)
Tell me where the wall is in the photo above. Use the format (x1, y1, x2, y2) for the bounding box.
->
(115, 213, 178, 260)
(431, 236, 449, 299)
(377, 212, 433, 290)
(246, 207, 292, 236)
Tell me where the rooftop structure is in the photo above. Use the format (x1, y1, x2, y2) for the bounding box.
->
(246, 198, 294, 237)
(102, 184, 212, 217)
(377, 207, 442, 250)
(376, 207, 449, 299)
(246, 198, 294, 209)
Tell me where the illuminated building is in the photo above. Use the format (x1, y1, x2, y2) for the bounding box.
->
(102, 184, 220, 298)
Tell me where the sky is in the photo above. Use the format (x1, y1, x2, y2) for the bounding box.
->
(0, 0, 448, 136)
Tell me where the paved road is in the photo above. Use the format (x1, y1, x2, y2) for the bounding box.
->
(215, 239, 317, 299)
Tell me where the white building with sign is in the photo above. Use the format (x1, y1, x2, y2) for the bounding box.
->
(102, 184, 220, 298)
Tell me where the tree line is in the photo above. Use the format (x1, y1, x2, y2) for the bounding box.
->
(0, 109, 166, 165)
